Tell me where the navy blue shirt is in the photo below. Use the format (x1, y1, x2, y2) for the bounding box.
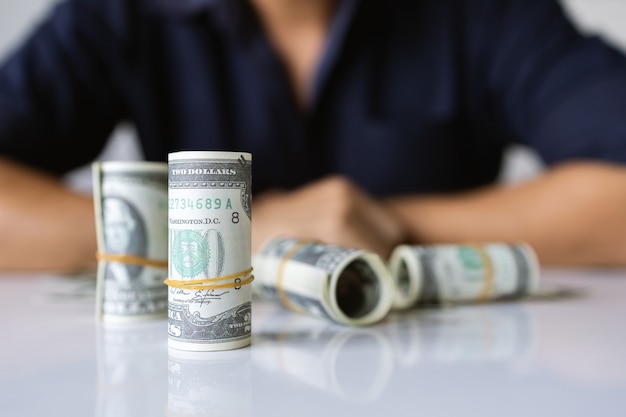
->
(2, 0, 626, 196)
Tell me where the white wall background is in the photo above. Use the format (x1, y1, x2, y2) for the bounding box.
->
(0, 0, 625, 190)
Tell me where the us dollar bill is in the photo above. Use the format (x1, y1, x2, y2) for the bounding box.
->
(167, 151, 253, 352)
(388, 243, 540, 309)
(92, 161, 169, 323)
(252, 237, 394, 326)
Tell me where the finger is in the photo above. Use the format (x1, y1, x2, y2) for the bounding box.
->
(350, 189, 408, 252)
(320, 196, 401, 258)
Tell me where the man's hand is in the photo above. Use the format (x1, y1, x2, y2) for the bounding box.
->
(252, 175, 408, 259)
(385, 161, 626, 266)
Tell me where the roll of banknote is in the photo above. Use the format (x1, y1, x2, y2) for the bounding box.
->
(92, 161, 169, 324)
(166, 151, 253, 352)
(388, 243, 540, 309)
(252, 237, 394, 326)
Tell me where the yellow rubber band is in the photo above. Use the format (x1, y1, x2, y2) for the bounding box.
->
(164, 267, 254, 290)
(96, 252, 168, 269)
(276, 240, 318, 314)
(471, 244, 494, 302)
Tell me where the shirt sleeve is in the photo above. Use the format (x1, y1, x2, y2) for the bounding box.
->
(465, 0, 626, 166)
(0, 0, 128, 175)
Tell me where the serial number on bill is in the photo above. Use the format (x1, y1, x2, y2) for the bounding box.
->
(169, 198, 233, 210)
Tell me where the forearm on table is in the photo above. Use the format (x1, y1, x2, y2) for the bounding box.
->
(385, 161, 626, 266)
(0, 157, 97, 272)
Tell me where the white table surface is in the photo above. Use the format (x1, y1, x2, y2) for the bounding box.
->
(1, 268, 625, 417)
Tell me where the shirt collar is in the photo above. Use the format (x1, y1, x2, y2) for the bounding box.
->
(152, 0, 225, 15)
(153, 0, 358, 30)
(309, 0, 359, 106)
(153, 0, 361, 107)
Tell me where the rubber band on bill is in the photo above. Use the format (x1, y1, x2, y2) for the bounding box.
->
(277, 240, 318, 314)
(164, 267, 255, 291)
(470, 244, 494, 302)
(96, 252, 168, 269)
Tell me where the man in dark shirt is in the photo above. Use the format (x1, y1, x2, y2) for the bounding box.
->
(1, 0, 626, 271)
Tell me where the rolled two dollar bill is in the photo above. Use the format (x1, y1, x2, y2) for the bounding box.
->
(92, 161, 169, 323)
(252, 237, 394, 326)
(166, 151, 253, 352)
(388, 243, 540, 309)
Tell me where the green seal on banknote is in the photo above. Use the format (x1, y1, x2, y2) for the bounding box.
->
(171, 229, 210, 278)
(457, 246, 483, 270)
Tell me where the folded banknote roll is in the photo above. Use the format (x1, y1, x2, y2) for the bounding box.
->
(166, 151, 253, 352)
(92, 161, 169, 324)
(252, 237, 394, 326)
(388, 243, 540, 309)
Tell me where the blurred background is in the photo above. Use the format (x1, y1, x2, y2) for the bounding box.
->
(1, 0, 625, 191)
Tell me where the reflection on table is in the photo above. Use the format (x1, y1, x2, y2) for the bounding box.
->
(1, 269, 626, 417)
(252, 300, 535, 403)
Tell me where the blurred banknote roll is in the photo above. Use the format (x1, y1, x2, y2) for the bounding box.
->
(388, 243, 539, 309)
(92, 161, 169, 323)
(252, 237, 394, 326)
(166, 151, 253, 352)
